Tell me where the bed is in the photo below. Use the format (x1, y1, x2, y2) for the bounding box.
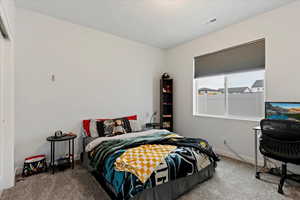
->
(81, 118, 219, 200)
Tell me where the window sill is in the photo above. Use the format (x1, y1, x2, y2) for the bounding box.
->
(193, 113, 262, 122)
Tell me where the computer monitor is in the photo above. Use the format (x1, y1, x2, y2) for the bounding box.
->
(265, 102, 300, 122)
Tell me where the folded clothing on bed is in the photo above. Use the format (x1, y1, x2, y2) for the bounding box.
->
(115, 144, 177, 183)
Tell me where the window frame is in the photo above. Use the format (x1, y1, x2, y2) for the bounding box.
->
(193, 70, 266, 122)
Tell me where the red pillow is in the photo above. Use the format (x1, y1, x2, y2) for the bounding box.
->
(125, 115, 138, 120)
(82, 115, 137, 137)
(82, 119, 106, 137)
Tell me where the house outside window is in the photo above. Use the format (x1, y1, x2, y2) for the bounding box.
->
(251, 80, 264, 92)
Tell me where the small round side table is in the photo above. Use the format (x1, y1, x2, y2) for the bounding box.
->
(46, 134, 77, 174)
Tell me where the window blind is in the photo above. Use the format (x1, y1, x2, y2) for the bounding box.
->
(194, 39, 265, 78)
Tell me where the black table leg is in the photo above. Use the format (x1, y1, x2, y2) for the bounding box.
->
(50, 141, 53, 173)
(72, 139, 74, 169)
(72, 139, 75, 169)
(52, 142, 55, 174)
(69, 139, 71, 162)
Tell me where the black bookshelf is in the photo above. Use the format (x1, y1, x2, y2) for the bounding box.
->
(160, 79, 173, 132)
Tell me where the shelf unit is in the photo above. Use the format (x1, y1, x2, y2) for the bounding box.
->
(160, 79, 173, 132)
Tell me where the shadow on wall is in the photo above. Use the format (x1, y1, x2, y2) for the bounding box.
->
(153, 76, 160, 123)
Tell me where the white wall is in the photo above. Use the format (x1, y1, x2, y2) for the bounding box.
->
(0, 0, 15, 190)
(15, 8, 165, 169)
(166, 1, 300, 163)
(14, 0, 300, 176)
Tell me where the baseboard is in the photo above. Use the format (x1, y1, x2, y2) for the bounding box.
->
(215, 148, 265, 166)
(14, 167, 22, 177)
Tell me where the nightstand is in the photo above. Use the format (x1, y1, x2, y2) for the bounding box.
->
(46, 134, 77, 174)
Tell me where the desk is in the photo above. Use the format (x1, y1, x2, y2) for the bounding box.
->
(253, 126, 269, 179)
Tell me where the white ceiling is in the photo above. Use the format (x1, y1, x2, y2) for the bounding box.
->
(16, 0, 296, 48)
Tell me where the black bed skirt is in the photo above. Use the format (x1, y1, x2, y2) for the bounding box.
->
(131, 163, 216, 200)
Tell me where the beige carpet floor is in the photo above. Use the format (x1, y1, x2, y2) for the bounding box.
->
(1, 157, 300, 200)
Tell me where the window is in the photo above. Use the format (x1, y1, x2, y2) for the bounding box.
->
(193, 39, 265, 119)
(196, 74, 225, 116)
(194, 70, 265, 118)
(227, 70, 264, 117)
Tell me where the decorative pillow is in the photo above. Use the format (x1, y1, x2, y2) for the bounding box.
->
(126, 115, 138, 120)
(113, 119, 128, 135)
(102, 118, 132, 137)
(103, 120, 116, 136)
(129, 120, 142, 132)
(116, 118, 132, 133)
(82, 118, 107, 137)
(96, 120, 105, 137)
(83, 115, 137, 137)
(89, 119, 99, 138)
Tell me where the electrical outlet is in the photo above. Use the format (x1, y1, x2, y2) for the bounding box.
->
(51, 74, 55, 82)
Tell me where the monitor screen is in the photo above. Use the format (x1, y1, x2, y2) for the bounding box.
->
(265, 102, 300, 122)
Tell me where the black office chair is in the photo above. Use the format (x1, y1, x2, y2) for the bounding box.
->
(259, 119, 300, 194)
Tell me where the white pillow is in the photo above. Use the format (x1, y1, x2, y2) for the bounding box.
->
(129, 120, 142, 132)
(89, 119, 99, 138)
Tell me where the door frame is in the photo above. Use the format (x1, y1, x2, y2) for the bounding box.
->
(0, 21, 4, 190)
(0, 0, 14, 190)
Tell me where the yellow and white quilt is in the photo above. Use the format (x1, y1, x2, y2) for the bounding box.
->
(115, 144, 177, 183)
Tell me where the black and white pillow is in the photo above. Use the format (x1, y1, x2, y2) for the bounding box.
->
(112, 119, 127, 135)
(103, 119, 116, 136)
(96, 119, 120, 137)
(96, 120, 105, 137)
(98, 118, 132, 137)
(116, 118, 132, 133)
